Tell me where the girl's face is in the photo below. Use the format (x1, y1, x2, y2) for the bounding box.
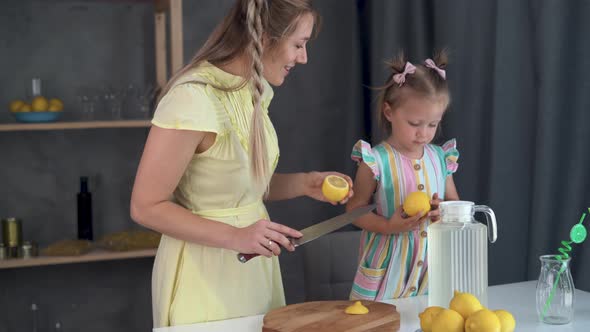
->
(262, 13, 314, 86)
(384, 95, 447, 158)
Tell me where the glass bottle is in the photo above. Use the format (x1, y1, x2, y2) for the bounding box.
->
(77, 176, 93, 241)
(536, 255, 575, 324)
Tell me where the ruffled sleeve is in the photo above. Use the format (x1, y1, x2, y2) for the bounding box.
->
(151, 83, 223, 133)
(351, 140, 380, 181)
(442, 139, 459, 176)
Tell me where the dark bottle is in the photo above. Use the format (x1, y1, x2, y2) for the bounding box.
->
(77, 176, 93, 240)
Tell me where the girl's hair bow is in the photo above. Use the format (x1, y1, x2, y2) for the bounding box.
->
(392, 62, 416, 86)
(425, 58, 446, 80)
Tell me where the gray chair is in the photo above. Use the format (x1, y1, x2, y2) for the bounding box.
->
(302, 230, 362, 301)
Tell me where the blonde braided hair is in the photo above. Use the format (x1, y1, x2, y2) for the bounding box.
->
(246, 0, 269, 190)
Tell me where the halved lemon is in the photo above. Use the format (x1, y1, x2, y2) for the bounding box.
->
(321, 175, 350, 202)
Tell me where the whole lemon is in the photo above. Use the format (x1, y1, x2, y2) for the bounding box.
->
(419, 306, 445, 332)
(494, 310, 516, 332)
(465, 309, 501, 332)
(19, 103, 32, 112)
(48, 98, 64, 111)
(449, 290, 483, 319)
(402, 191, 431, 216)
(9, 100, 25, 112)
(321, 175, 350, 202)
(31, 96, 49, 111)
(431, 309, 464, 332)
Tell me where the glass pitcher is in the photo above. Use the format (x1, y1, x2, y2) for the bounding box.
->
(428, 201, 497, 307)
(536, 255, 574, 324)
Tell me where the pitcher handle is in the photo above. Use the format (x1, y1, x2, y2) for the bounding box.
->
(474, 205, 497, 243)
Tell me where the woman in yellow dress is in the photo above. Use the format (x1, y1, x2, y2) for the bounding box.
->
(130, 0, 353, 327)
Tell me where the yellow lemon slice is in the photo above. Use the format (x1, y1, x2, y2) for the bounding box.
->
(402, 191, 431, 217)
(419, 306, 445, 332)
(344, 301, 369, 315)
(494, 310, 516, 332)
(321, 175, 349, 202)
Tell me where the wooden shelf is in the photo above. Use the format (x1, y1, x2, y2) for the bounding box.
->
(0, 120, 151, 132)
(0, 248, 157, 269)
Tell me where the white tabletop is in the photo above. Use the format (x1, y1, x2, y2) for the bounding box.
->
(154, 280, 590, 332)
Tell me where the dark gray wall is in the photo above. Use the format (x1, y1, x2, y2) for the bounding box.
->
(0, 0, 363, 330)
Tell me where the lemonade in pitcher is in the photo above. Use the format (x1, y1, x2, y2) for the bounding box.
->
(427, 201, 497, 307)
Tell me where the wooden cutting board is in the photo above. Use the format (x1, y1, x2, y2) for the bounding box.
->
(262, 300, 400, 332)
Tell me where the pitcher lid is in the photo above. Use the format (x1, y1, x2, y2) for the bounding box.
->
(440, 201, 474, 222)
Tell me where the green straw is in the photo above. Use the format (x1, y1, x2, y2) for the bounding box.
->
(541, 208, 589, 320)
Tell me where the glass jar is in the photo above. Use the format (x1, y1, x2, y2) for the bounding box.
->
(536, 255, 575, 324)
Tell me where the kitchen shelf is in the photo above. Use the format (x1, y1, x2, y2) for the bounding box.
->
(0, 119, 151, 132)
(0, 248, 157, 269)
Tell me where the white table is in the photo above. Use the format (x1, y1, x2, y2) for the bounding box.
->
(154, 281, 590, 332)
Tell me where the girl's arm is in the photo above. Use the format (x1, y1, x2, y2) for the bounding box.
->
(130, 126, 300, 256)
(267, 172, 353, 204)
(444, 175, 459, 200)
(347, 163, 428, 234)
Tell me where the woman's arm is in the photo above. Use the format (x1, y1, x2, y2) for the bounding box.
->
(266, 173, 308, 201)
(130, 126, 300, 256)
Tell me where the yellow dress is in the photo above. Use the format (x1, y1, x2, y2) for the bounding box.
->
(150, 62, 283, 327)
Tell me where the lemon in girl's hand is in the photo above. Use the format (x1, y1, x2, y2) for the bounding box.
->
(449, 290, 483, 319)
(419, 306, 445, 332)
(431, 309, 464, 332)
(321, 175, 349, 202)
(465, 309, 501, 332)
(402, 191, 431, 217)
(494, 310, 516, 332)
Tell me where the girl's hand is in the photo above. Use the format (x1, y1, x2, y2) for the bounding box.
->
(304, 171, 354, 205)
(429, 193, 442, 222)
(385, 206, 429, 234)
(231, 219, 302, 257)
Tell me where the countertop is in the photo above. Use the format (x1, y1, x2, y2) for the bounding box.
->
(154, 280, 590, 332)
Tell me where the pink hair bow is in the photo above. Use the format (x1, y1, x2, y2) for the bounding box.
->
(425, 59, 446, 79)
(393, 62, 416, 86)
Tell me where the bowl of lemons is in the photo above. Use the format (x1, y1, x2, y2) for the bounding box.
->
(9, 96, 64, 123)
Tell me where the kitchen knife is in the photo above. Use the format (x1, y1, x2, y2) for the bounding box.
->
(237, 204, 376, 263)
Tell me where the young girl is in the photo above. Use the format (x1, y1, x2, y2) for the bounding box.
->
(346, 51, 460, 300)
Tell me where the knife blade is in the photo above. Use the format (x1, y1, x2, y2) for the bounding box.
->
(237, 204, 375, 263)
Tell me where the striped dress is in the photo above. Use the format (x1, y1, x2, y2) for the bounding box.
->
(349, 139, 459, 300)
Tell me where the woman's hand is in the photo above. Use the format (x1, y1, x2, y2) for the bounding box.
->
(429, 193, 442, 222)
(231, 219, 303, 257)
(384, 206, 429, 234)
(304, 171, 354, 205)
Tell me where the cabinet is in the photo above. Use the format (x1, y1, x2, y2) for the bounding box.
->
(0, 0, 185, 267)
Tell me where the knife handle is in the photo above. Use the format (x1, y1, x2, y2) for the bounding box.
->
(237, 253, 259, 263)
